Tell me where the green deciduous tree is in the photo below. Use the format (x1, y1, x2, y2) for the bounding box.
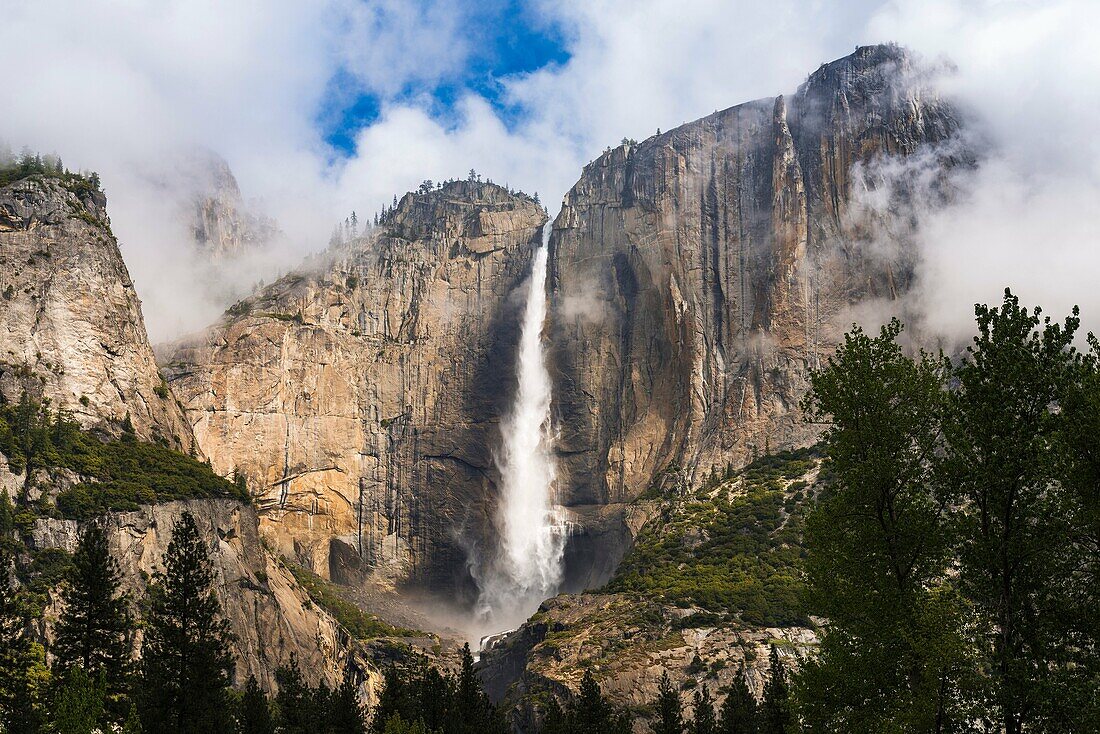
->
(944, 290, 1090, 731)
(795, 290, 1100, 730)
(1055, 333, 1100, 729)
(795, 319, 974, 731)
(139, 511, 235, 733)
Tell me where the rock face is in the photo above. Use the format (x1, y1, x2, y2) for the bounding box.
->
(479, 594, 816, 730)
(165, 46, 967, 602)
(546, 45, 963, 580)
(188, 152, 275, 259)
(0, 174, 367, 695)
(30, 499, 359, 691)
(164, 181, 547, 595)
(0, 175, 194, 451)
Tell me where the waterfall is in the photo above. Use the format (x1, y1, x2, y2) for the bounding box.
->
(477, 223, 566, 631)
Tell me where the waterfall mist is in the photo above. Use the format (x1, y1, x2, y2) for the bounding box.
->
(476, 223, 567, 636)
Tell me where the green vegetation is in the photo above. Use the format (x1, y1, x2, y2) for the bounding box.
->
(287, 564, 423, 639)
(0, 148, 101, 194)
(140, 511, 236, 732)
(606, 447, 820, 626)
(53, 521, 134, 723)
(0, 394, 248, 520)
(794, 292, 1100, 732)
(256, 311, 305, 324)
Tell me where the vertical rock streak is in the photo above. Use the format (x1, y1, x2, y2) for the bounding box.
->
(479, 224, 565, 628)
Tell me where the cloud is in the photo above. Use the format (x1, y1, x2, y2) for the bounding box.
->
(1, 0, 1097, 342)
(861, 0, 1100, 339)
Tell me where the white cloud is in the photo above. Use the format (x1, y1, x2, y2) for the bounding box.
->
(1, 0, 1098, 340)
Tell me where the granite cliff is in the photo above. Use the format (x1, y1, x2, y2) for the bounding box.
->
(163, 45, 965, 606)
(164, 180, 548, 601)
(547, 44, 965, 588)
(187, 151, 275, 259)
(0, 175, 194, 451)
(0, 170, 378, 696)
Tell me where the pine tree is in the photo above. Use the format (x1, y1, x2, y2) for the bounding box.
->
(413, 665, 452, 733)
(653, 671, 684, 734)
(122, 701, 142, 733)
(539, 697, 566, 734)
(139, 511, 234, 733)
(691, 686, 716, 734)
(49, 666, 106, 734)
(0, 550, 49, 734)
(276, 656, 321, 734)
(382, 716, 430, 734)
(369, 664, 410, 734)
(53, 520, 133, 710)
(569, 668, 609, 734)
(759, 648, 790, 734)
(718, 665, 756, 734)
(452, 643, 504, 734)
(238, 675, 275, 734)
(327, 666, 366, 734)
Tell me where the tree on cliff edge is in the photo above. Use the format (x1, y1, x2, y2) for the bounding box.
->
(139, 511, 234, 733)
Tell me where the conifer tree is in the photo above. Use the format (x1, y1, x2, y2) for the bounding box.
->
(0, 550, 49, 734)
(568, 668, 608, 734)
(238, 675, 275, 734)
(539, 697, 566, 734)
(49, 665, 106, 734)
(453, 643, 505, 734)
(53, 520, 133, 708)
(718, 665, 756, 734)
(370, 664, 414, 734)
(413, 665, 452, 733)
(276, 656, 322, 734)
(122, 702, 142, 733)
(327, 666, 366, 734)
(653, 671, 684, 734)
(560, 669, 632, 734)
(759, 648, 790, 734)
(691, 686, 716, 734)
(139, 511, 234, 733)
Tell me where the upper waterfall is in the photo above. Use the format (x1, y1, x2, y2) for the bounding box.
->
(476, 221, 566, 632)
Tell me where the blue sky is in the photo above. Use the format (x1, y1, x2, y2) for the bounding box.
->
(319, 1, 570, 154)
